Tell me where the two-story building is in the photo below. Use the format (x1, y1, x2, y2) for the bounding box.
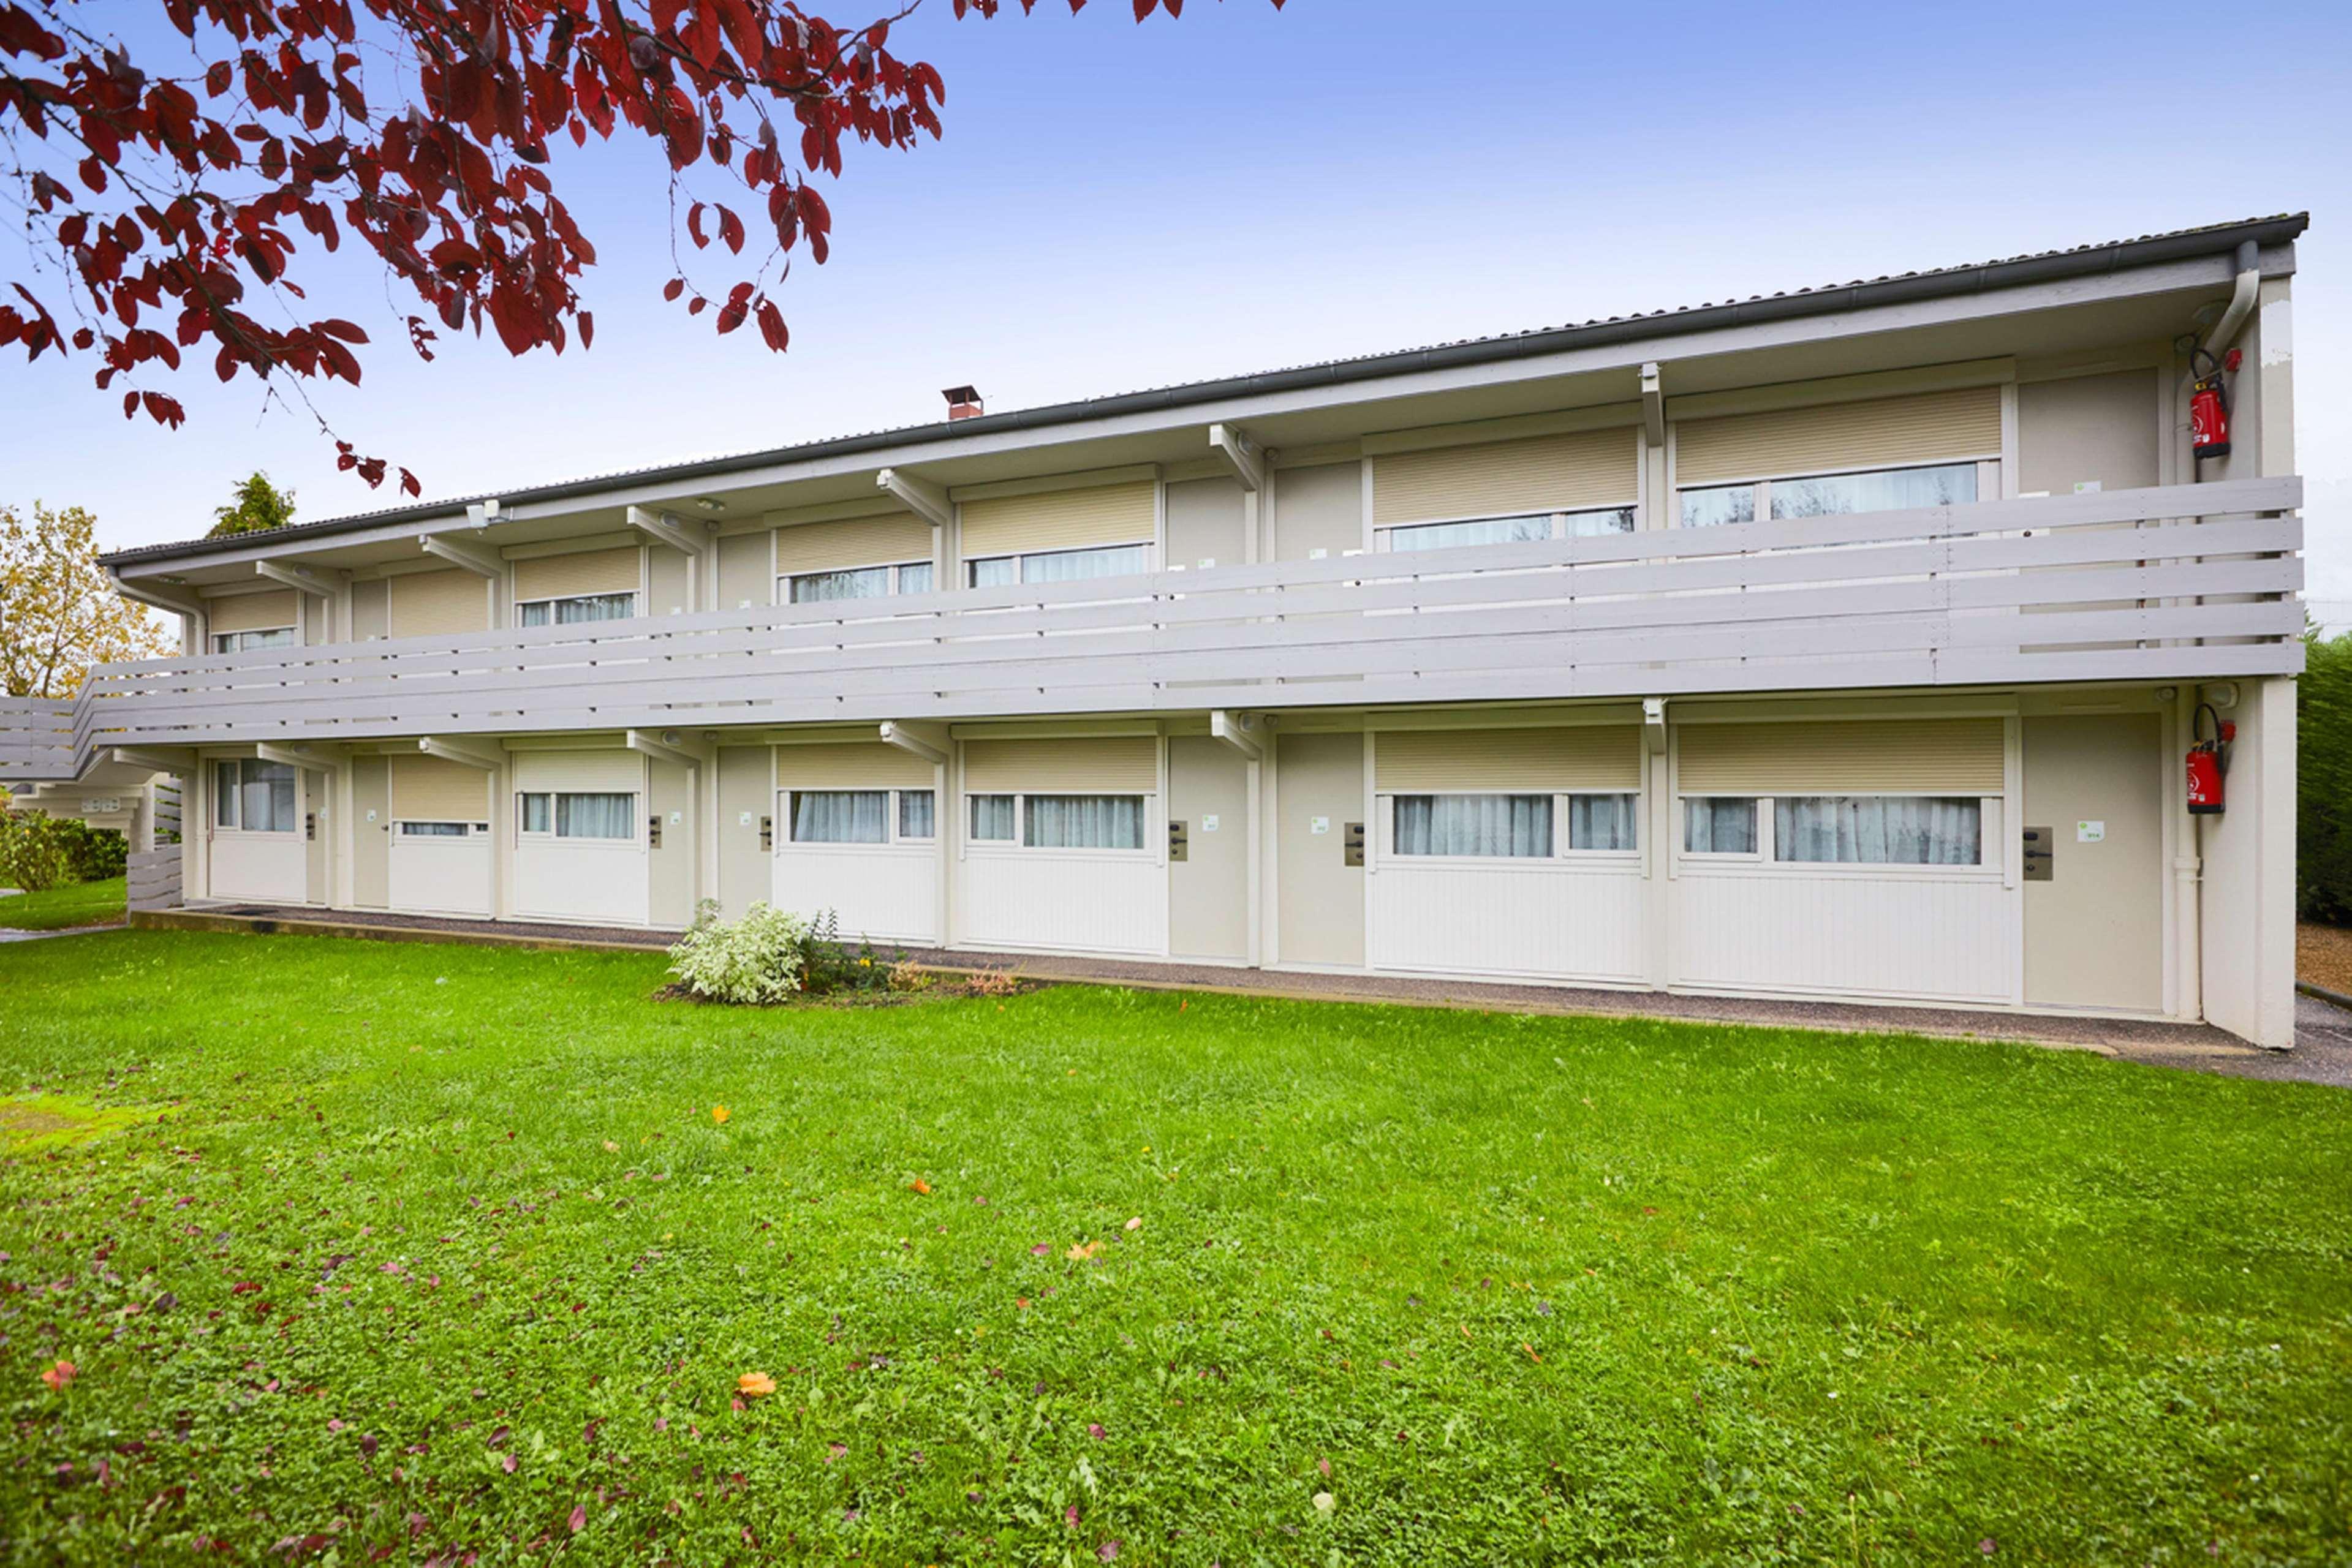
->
(1, 214, 2307, 1046)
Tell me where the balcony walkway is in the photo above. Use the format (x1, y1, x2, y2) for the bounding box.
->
(115, 902, 2346, 1082)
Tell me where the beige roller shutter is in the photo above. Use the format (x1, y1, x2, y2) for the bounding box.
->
(208, 589, 298, 635)
(773, 741, 935, 790)
(390, 756, 490, 821)
(1676, 718, 2005, 794)
(389, 568, 490, 637)
(514, 749, 643, 794)
(1372, 428, 1638, 526)
(515, 546, 641, 601)
(962, 736, 1158, 793)
(1375, 726, 1641, 791)
(959, 481, 1156, 559)
(1673, 386, 2003, 486)
(773, 513, 934, 578)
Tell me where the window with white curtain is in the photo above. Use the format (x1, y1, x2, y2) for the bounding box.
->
(784, 562, 932, 604)
(1683, 796, 1758, 854)
(214, 627, 296, 654)
(784, 788, 935, 846)
(1380, 507, 1635, 552)
(518, 592, 637, 627)
(214, 759, 297, 832)
(1024, 794, 1146, 850)
(969, 794, 1017, 842)
(518, 791, 636, 840)
(1677, 461, 1979, 529)
(1394, 794, 1552, 858)
(898, 790, 936, 840)
(1774, 796, 1981, 865)
(398, 821, 474, 838)
(1567, 793, 1639, 851)
(964, 542, 1149, 587)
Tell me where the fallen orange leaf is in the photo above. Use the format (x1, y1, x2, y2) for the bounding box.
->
(910, 1178, 932, 1196)
(737, 1371, 775, 1397)
(1522, 1342, 1542, 1362)
(711, 1106, 730, 1125)
(1066, 1240, 1103, 1261)
(39, 1360, 74, 1392)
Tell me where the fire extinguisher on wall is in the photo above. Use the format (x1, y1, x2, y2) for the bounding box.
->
(2188, 347, 2240, 461)
(2187, 703, 2234, 816)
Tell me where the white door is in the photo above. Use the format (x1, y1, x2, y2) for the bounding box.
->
(388, 825, 494, 916)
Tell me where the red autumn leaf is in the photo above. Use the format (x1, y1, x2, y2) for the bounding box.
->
(569, 1504, 586, 1532)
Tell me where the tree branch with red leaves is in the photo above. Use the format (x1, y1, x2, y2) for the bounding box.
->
(0, 0, 1277, 495)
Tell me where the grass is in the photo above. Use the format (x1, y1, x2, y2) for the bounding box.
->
(0, 875, 124, 931)
(1, 931, 2348, 1566)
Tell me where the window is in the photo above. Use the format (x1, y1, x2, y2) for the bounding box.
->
(518, 791, 636, 840)
(398, 821, 475, 838)
(1390, 792, 1639, 858)
(1683, 797, 1758, 855)
(1677, 461, 1980, 529)
(1381, 507, 1636, 552)
(214, 627, 296, 655)
(785, 562, 934, 604)
(969, 794, 1017, 842)
(898, 789, 936, 840)
(214, 760, 297, 833)
(786, 787, 936, 846)
(964, 542, 1149, 587)
(518, 592, 636, 627)
(1774, 796, 1981, 865)
(1024, 794, 1146, 850)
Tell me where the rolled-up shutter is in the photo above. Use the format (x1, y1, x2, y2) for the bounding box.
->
(773, 513, 933, 577)
(774, 742, 934, 789)
(1372, 428, 1638, 526)
(390, 755, 490, 821)
(1673, 387, 2002, 486)
(515, 546, 640, 601)
(389, 568, 490, 637)
(514, 749, 643, 793)
(1676, 718, 2004, 794)
(959, 482, 1155, 559)
(962, 736, 1157, 793)
(208, 589, 297, 635)
(1375, 726, 1639, 791)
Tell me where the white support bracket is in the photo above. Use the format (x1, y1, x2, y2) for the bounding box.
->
(877, 719, 950, 766)
(626, 505, 707, 557)
(1208, 423, 1265, 492)
(107, 572, 204, 618)
(1643, 696, 1668, 755)
(111, 745, 198, 774)
(876, 468, 953, 531)
(1209, 709, 1263, 760)
(627, 728, 713, 770)
(422, 533, 504, 578)
(255, 559, 342, 598)
(257, 741, 346, 772)
(1641, 363, 1665, 448)
(419, 736, 504, 771)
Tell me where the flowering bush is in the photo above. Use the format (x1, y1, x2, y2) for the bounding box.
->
(666, 902, 812, 1005)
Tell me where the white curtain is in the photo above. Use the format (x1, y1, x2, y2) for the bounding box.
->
(1394, 794, 1551, 858)
(1771, 462, 1977, 521)
(790, 567, 890, 603)
(400, 821, 468, 838)
(966, 557, 1017, 589)
(1024, 794, 1146, 850)
(1567, 793, 1638, 851)
(520, 793, 552, 834)
(897, 562, 934, 595)
(1021, 545, 1148, 584)
(969, 794, 1017, 841)
(1388, 515, 1550, 552)
(1774, 796, 1981, 864)
(555, 792, 635, 840)
(1684, 796, 1757, 853)
(225, 760, 296, 832)
(521, 593, 636, 627)
(898, 789, 936, 840)
(793, 790, 889, 844)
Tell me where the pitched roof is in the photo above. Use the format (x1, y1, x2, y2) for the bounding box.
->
(102, 213, 2306, 567)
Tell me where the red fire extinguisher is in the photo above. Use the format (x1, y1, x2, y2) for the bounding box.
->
(2187, 703, 2234, 815)
(2188, 347, 2238, 461)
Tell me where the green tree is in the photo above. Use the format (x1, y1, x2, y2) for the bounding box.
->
(0, 502, 175, 698)
(2299, 623, 2352, 922)
(209, 472, 297, 539)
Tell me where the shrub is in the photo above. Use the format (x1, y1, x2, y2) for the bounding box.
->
(54, 820, 127, 881)
(2301, 627, 2352, 923)
(666, 900, 812, 1005)
(0, 809, 71, 893)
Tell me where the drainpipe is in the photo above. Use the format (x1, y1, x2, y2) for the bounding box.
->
(2202, 239, 2263, 363)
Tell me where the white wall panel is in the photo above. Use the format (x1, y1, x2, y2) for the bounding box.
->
(1671, 869, 2013, 1003)
(515, 842, 650, 926)
(209, 834, 307, 903)
(1370, 863, 1646, 983)
(773, 845, 938, 944)
(958, 851, 1165, 956)
(389, 836, 493, 916)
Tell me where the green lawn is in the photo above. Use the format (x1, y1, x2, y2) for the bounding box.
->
(0, 875, 124, 931)
(2, 932, 2348, 1565)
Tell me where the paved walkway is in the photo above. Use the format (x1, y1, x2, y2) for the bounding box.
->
(128, 902, 2352, 1086)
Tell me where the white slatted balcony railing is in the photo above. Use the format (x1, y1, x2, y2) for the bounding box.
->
(0, 477, 2303, 781)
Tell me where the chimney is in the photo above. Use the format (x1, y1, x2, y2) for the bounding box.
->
(942, 384, 983, 421)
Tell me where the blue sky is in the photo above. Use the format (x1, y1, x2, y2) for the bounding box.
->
(4, 0, 2347, 618)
